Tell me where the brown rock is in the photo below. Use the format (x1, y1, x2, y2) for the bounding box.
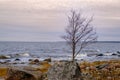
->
(29, 59, 40, 64)
(5, 67, 42, 80)
(0, 55, 9, 59)
(34, 59, 40, 63)
(44, 58, 51, 62)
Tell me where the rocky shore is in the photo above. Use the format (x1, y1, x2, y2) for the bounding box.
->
(0, 58, 120, 80)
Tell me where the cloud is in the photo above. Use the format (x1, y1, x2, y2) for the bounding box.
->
(0, 0, 120, 41)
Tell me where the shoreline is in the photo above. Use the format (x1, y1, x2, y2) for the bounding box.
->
(0, 59, 120, 80)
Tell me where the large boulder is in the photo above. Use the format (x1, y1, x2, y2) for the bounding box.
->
(47, 61, 83, 80)
(5, 66, 42, 80)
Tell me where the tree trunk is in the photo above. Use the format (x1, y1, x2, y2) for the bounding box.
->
(72, 43, 75, 62)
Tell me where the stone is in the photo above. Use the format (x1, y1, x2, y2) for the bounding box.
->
(96, 64, 109, 70)
(28, 59, 33, 61)
(117, 51, 120, 54)
(96, 54, 104, 56)
(44, 58, 51, 62)
(112, 53, 117, 56)
(47, 61, 83, 80)
(29, 59, 40, 64)
(14, 58, 20, 61)
(34, 59, 40, 63)
(5, 67, 42, 80)
(0, 55, 9, 59)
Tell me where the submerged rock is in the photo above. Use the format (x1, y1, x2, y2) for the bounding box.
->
(14, 58, 21, 61)
(47, 61, 83, 80)
(28, 59, 33, 61)
(112, 53, 117, 56)
(96, 54, 104, 56)
(117, 51, 120, 54)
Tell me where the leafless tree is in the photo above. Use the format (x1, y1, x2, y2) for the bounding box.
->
(62, 10, 97, 61)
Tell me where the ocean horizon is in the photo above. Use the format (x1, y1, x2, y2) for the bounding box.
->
(0, 41, 120, 61)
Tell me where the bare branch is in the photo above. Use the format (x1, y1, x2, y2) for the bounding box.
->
(62, 10, 97, 61)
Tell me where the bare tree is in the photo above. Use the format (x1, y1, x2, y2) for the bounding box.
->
(62, 10, 97, 61)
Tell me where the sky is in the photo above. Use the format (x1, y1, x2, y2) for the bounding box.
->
(0, 0, 120, 42)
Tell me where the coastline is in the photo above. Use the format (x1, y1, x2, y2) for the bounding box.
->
(0, 58, 120, 80)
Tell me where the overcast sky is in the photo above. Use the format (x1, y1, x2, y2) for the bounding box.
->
(0, 0, 120, 42)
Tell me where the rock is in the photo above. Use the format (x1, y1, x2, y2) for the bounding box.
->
(47, 61, 83, 80)
(29, 59, 40, 64)
(0, 55, 9, 59)
(96, 54, 104, 56)
(117, 51, 120, 54)
(44, 58, 51, 62)
(34, 59, 39, 63)
(96, 64, 109, 70)
(28, 59, 33, 61)
(14, 58, 20, 61)
(5, 67, 42, 80)
(112, 53, 117, 56)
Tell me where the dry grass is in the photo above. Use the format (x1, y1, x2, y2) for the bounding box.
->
(0, 67, 7, 78)
(80, 60, 120, 80)
(36, 61, 51, 73)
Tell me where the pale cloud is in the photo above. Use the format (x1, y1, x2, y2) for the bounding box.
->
(0, 0, 120, 41)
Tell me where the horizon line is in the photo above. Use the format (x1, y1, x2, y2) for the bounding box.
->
(0, 40, 120, 43)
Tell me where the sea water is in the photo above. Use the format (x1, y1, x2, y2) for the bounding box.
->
(0, 41, 120, 61)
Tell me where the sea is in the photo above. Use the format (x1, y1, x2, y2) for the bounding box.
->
(0, 41, 120, 62)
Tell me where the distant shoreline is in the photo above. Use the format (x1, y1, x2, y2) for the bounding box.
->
(0, 41, 120, 43)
